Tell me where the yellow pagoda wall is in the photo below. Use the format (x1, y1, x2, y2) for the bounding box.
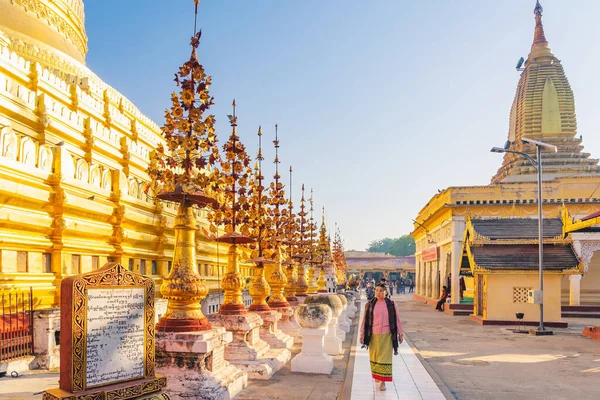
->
(413, 183, 600, 305)
(0, 31, 243, 310)
(485, 274, 562, 323)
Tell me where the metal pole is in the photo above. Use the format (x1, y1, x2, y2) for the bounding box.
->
(537, 145, 545, 332)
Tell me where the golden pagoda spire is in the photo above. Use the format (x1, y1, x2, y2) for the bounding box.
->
(152, 0, 220, 332)
(491, 1, 600, 183)
(283, 165, 298, 303)
(208, 99, 255, 315)
(533, 1, 547, 45)
(247, 125, 274, 312)
(529, 0, 552, 59)
(267, 123, 290, 309)
(307, 188, 319, 293)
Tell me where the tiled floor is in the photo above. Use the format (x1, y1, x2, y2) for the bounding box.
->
(350, 299, 447, 400)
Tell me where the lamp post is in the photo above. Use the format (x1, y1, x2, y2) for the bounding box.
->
(491, 138, 557, 335)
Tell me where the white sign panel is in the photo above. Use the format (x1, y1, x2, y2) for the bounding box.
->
(86, 288, 145, 387)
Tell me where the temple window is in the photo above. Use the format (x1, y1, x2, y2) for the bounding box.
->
(16, 251, 28, 272)
(128, 258, 134, 271)
(20, 138, 36, 167)
(91, 256, 99, 270)
(151, 260, 157, 275)
(1, 129, 17, 160)
(72, 254, 81, 274)
(38, 146, 52, 171)
(140, 259, 146, 274)
(43, 253, 52, 273)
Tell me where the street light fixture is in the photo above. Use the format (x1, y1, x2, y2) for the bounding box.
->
(490, 138, 557, 336)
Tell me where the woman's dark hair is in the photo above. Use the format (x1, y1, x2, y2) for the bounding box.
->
(376, 283, 388, 290)
(442, 285, 448, 290)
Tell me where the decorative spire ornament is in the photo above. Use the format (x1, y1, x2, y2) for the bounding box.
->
(529, 0, 552, 59)
(294, 184, 310, 297)
(332, 225, 348, 285)
(266, 124, 290, 309)
(306, 189, 319, 294)
(207, 100, 255, 315)
(247, 126, 275, 312)
(316, 207, 329, 293)
(151, 3, 220, 332)
(283, 166, 299, 304)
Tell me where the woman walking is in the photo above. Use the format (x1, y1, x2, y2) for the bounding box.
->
(360, 283, 404, 391)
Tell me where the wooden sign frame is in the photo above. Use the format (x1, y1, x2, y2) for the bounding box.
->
(59, 262, 156, 393)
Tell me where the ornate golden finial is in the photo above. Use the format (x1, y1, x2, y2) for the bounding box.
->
(283, 164, 298, 303)
(247, 125, 274, 312)
(533, 0, 548, 46)
(207, 100, 254, 315)
(307, 188, 319, 293)
(294, 184, 309, 296)
(152, 0, 219, 332)
(267, 124, 289, 309)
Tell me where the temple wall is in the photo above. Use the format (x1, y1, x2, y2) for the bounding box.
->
(486, 274, 562, 322)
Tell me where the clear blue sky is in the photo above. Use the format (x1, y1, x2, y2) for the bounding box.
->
(84, 1, 600, 251)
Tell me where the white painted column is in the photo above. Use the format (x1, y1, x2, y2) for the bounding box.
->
(450, 220, 464, 304)
(569, 274, 582, 306)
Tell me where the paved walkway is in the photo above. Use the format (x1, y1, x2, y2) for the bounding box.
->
(350, 298, 446, 400)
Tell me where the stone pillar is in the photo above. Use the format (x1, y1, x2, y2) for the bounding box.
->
(207, 311, 291, 380)
(324, 316, 342, 355)
(256, 310, 293, 350)
(156, 329, 247, 400)
(291, 304, 333, 375)
(30, 308, 60, 370)
(337, 295, 351, 334)
(569, 274, 582, 306)
(291, 328, 332, 374)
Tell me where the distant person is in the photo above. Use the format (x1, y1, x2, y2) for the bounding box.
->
(409, 279, 415, 293)
(366, 282, 375, 301)
(436, 285, 449, 312)
(360, 283, 404, 391)
(459, 276, 466, 300)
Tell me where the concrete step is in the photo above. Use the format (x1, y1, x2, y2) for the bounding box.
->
(562, 311, 600, 319)
(562, 305, 600, 312)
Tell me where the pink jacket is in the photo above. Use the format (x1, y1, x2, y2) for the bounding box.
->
(361, 300, 404, 335)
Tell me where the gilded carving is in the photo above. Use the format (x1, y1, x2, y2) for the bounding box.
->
(578, 242, 600, 273)
(9, 0, 88, 56)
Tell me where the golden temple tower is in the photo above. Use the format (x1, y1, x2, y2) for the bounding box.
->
(492, 0, 600, 183)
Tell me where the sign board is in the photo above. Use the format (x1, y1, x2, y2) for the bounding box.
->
(422, 246, 438, 262)
(44, 262, 167, 400)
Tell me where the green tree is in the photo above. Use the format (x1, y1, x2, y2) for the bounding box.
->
(367, 235, 415, 256)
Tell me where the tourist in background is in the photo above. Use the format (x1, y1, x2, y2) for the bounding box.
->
(459, 276, 466, 300)
(366, 282, 375, 301)
(436, 285, 449, 311)
(360, 283, 404, 391)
